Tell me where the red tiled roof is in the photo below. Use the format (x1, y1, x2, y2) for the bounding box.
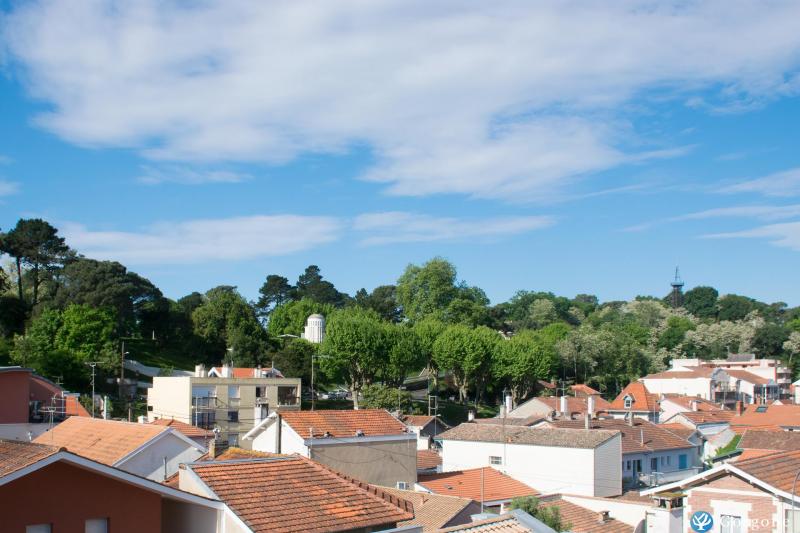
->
(63, 395, 91, 417)
(739, 428, 800, 452)
(188, 456, 413, 532)
(660, 395, 724, 412)
(724, 369, 771, 385)
(674, 410, 735, 425)
(549, 418, 695, 454)
(401, 415, 435, 427)
(734, 449, 800, 492)
(0, 440, 61, 478)
(210, 367, 284, 378)
(150, 418, 213, 439)
(730, 404, 800, 432)
(642, 367, 715, 380)
(657, 423, 697, 440)
(438, 512, 532, 532)
(571, 384, 602, 396)
(418, 467, 538, 502)
(33, 417, 166, 465)
(736, 449, 777, 462)
(539, 496, 633, 533)
(417, 449, 442, 470)
(534, 396, 611, 415)
(279, 409, 408, 439)
(610, 382, 658, 412)
(382, 488, 478, 532)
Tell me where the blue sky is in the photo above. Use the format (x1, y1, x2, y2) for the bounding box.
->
(1, 1, 800, 305)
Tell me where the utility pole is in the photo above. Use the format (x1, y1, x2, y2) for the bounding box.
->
(85, 362, 99, 418)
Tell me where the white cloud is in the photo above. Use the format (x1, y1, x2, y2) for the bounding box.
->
(719, 167, 800, 197)
(4, 1, 800, 200)
(0, 180, 20, 197)
(137, 165, 251, 185)
(703, 222, 800, 251)
(61, 215, 342, 264)
(353, 211, 554, 245)
(624, 204, 800, 232)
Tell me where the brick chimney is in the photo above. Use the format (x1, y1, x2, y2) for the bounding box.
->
(587, 394, 596, 418)
(691, 399, 698, 412)
(560, 395, 568, 417)
(736, 400, 744, 415)
(597, 511, 610, 524)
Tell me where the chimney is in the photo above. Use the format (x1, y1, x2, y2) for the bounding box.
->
(691, 400, 698, 412)
(195, 364, 205, 378)
(736, 400, 744, 415)
(560, 395, 568, 417)
(587, 395, 596, 418)
(208, 437, 216, 458)
(597, 511, 610, 524)
(628, 411, 634, 426)
(499, 405, 506, 418)
(221, 363, 232, 378)
(584, 412, 591, 430)
(468, 410, 475, 422)
(504, 392, 513, 415)
(640, 428, 644, 445)
(254, 365, 261, 378)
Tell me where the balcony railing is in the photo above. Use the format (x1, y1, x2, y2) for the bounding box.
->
(639, 467, 702, 487)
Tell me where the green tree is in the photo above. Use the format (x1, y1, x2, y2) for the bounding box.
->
(752, 323, 789, 357)
(256, 275, 294, 317)
(433, 324, 499, 404)
(354, 285, 402, 322)
(272, 338, 316, 386)
(413, 318, 446, 390)
(396, 258, 459, 322)
(717, 294, 756, 322)
(383, 324, 424, 386)
(0, 218, 72, 306)
(494, 329, 558, 403)
(360, 383, 413, 412)
(509, 497, 570, 532)
(320, 308, 390, 408)
(295, 265, 348, 306)
(267, 299, 335, 338)
(55, 304, 117, 366)
(683, 286, 719, 319)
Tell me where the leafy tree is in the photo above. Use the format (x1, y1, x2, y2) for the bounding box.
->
(527, 299, 559, 329)
(413, 318, 446, 390)
(494, 329, 558, 403)
(509, 497, 570, 532)
(383, 324, 424, 386)
(267, 299, 335, 338)
(752, 323, 789, 358)
(320, 308, 389, 409)
(682, 316, 761, 359)
(783, 331, 800, 371)
(360, 383, 413, 412)
(192, 286, 268, 366)
(433, 324, 499, 404)
(396, 258, 459, 322)
(657, 315, 696, 351)
(0, 265, 8, 293)
(354, 285, 402, 322)
(0, 218, 72, 305)
(295, 265, 348, 306)
(271, 338, 316, 386)
(683, 286, 719, 319)
(0, 295, 27, 337)
(256, 275, 294, 317)
(717, 294, 756, 322)
(56, 304, 117, 366)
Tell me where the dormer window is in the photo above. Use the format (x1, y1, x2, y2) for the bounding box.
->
(624, 395, 633, 409)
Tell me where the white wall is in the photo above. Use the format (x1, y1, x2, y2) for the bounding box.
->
(640, 377, 712, 399)
(440, 436, 621, 497)
(562, 494, 650, 527)
(251, 419, 309, 455)
(0, 423, 50, 441)
(119, 432, 205, 481)
(147, 377, 192, 423)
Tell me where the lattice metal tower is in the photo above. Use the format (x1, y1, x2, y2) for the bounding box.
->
(670, 267, 684, 308)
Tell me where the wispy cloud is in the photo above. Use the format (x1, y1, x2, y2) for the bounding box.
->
(703, 222, 800, 252)
(5, 2, 800, 201)
(353, 212, 554, 246)
(0, 180, 20, 197)
(719, 167, 800, 197)
(624, 204, 800, 232)
(137, 165, 252, 185)
(62, 215, 342, 264)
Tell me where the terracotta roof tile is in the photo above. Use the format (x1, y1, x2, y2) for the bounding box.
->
(418, 467, 538, 502)
(400, 415, 451, 431)
(610, 383, 659, 412)
(533, 396, 611, 415)
(571, 384, 602, 396)
(471, 416, 543, 427)
(382, 487, 477, 531)
(657, 424, 697, 441)
(738, 428, 800, 452)
(439, 423, 618, 449)
(735, 449, 777, 461)
(660, 395, 724, 412)
(539, 496, 633, 533)
(150, 418, 213, 439)
(188, 456, 413, 532)
(279, 409, 408, 439)
(549, 419, 694, 454)
(734, 449, 800, 492)
(64, 395, 91, 417)
(437, 513, 532, 532)
(642, 368, 714, 380)
(210, 366, 283, 378)
(730, 404, 800, 432)
(724, 369, 771, 385)
(418, 449, 442, 470)
(32, 417, 166, 465)
(213, 447, 284, 461)
(674, 410, 735, 425)
(0, 440, 61, 478)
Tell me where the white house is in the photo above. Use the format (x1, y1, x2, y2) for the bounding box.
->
(658, 394, 726, 423)
(243, 409, 417, 488)
(399, 414, 450, 450)
(33, 416, 206, 481)
(436, 423, 622, 497)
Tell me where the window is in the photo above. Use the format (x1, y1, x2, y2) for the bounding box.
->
(147, 405, 153, 411)
(396, 481, 410, 490)
(278, 386, 298, 406)
(623, 395, 633, 409)
(756, 405, 768, 413)
(255, 386, 263, 398)
(229, 385, 240, 399)
(666, 456, 671, 466)
(26, 525, 51, 533)
(489, 456, 502, 465)
(634, 459, 642, 472)
(228, 433, 239, 447)
(650, 458, 658, 471)
(228, 410, 239, 422)
(679, 454, 687, 469)
(660, 457, 665, 466)
(720, 514, 742, 533)
(85, 518, 108, 533)
(626, 460, 631, 470)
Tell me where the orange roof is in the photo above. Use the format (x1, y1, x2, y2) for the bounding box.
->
(150, 418, 213, 439)
(33, 417, 166, 465)
(660, 395, 724, 412)
(739, 428, 800, 452)
(437, 511, 532, 532)
(279, 409, 408, 439)
(210, 366, 283, 378)
(418, 467, 538, 502)
(571, 384, 602, 396)
(214, 447, 283, 461)
(735, 449, 777, 462)
(63, 395, 91, 417)
(734, 449, 800, 492)
(382, 488, 478, 532)
(550, 418, 694, 454)
(539, 496, 633, 533)
(674, 410, 735, 425)
(642, 368, 715, 380)
(188, 456, 413, 532)
(610, 382, 658, 412)
(417, 449, 442, 470)
(724, 369, 771, 385)
(657, 423, 697, 440)
(0, 440, 61, 478)
(730, 404, 800, 432)
(534, 396, 611, 414)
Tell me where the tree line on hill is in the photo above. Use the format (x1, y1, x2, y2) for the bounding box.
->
(1, 217, 799, 404)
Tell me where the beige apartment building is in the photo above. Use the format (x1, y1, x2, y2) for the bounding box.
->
(147, 364, 301, 449)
